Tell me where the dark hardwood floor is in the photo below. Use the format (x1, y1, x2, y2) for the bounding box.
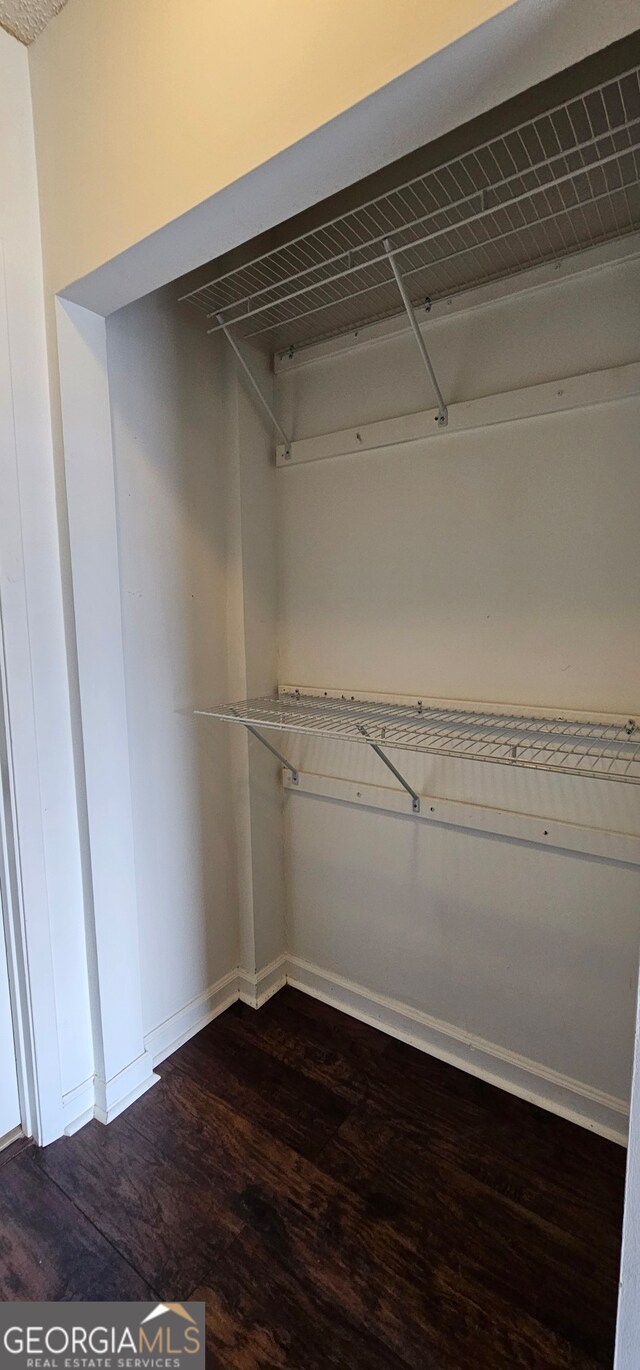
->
(0, 988, 626, 1368)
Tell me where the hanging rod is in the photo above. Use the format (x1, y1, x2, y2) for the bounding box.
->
(384, 238, 448, 427)
(218, 317, 292, 455)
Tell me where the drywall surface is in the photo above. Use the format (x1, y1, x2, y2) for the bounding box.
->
(0, 27, 91, 1112)
(276, 254, 640, 1110)
(107, 296, 284, 1038)
(107, 295, 237, 1035)
(277, 254, 640, 712)
(28, 0, 640, 305)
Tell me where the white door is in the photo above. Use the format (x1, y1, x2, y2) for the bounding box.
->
(0, 885, 20, 1144)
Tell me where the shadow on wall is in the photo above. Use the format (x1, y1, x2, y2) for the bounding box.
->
(106, 288, 240, 1036)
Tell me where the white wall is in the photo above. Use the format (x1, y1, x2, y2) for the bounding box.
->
(0, 27, 91, 1139)
(106, 295, 284, 1047)
(276, 250, 640, 1126)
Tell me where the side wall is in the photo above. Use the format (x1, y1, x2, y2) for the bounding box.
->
(106, 297, 284, 1058)
(276, 251, 640, 1138)
(0, 27, 91, 1140)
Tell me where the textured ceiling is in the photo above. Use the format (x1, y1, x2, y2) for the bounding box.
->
(0, 0, 68, 44)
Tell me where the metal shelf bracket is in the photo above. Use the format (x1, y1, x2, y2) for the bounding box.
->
(358, 725, 420, 813)
(244, 723, 299, 784)
(230, 707, 299, 782)
(218, 316, 292, 457)
(383, 239, 448, 428)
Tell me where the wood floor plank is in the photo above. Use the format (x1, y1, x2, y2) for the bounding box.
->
(232, 1176, 598, 1370)
(276, 985, 390, 1056)
(35, 1112, 241, 1298)
(166, 1012, 351, 1158)
(192, 1227, 411, 1370)
(1, 991, 624, 1368)
(367, 1038, 626, 1249)
(315, 1098, 619, 1363)
(219, 993, 384, 1104)
(124, 1063, 599, 1369)
(0, 1135, 32, 1171)
(0, 1149, 153, 1301)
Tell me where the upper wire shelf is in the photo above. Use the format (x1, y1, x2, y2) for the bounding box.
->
(196, 694, 640, 785)
(181, 60, 640, 354)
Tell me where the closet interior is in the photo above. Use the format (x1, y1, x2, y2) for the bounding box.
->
(108, 31, 640, 1147)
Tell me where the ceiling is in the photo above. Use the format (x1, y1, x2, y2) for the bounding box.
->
(0, 0, 68, 44)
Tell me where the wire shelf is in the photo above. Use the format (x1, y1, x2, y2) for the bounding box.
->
(196, 694, 640, 784)
(181, 58, 640, 354)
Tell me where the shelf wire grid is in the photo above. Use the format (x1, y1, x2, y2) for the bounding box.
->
(181, 62, 640, 353)
(196, 694, 640, 784)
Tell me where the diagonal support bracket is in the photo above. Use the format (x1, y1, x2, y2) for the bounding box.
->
(358, 726, 420, 813)
(384, 239, 448, 428)
(218, 316, 292, 457)
(242, 722, 299, 785)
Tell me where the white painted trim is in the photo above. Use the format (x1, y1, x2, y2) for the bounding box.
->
(67, 964, 251, 1127)
(0, 1124, 22, 1153)
(276, 361, 640, 467)
(62, 1076, 96, 1137)
(0, 242, 64, 1145)
(93, 1051, 159, 1127)
(283, 770, 640, 865)
(143, 958, 289, 1067)
(274, 235, 640, 372)
(286, 955, 629, 1146)
(238, 955, 288, 1009)
(64, 1108, 95, 1139)
(63, 1058, 161, 1135)
(145, 968, 240, 1066)
(56, 298, 153, 1111)
(85, 947, 631, 1147)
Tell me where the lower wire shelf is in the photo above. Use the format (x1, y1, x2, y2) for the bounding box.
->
(195, 692, 640, 787)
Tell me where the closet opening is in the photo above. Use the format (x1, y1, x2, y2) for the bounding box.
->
(86, 26, 640, 1367)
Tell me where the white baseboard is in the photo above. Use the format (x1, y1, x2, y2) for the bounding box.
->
(145, 968, 240, 1067)
(286, 955, 629, 1146)
(62, 1076, 96, 1136)
(238, 955, 288, 1009)
(61, 1057, 160, 1134)
(93, 1050, 159, 1126)
(143, 956, 287, 1069)
(102, 953, 629, 1148)
(58, 980, 234, 1135)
